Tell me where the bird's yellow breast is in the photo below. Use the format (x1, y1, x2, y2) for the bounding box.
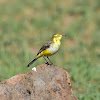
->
(36, 50, 52, 58)
(36, 39, 61, 58)
(43, 50, 52, 56)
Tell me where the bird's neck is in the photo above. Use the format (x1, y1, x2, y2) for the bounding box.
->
(52, 38, 61, 46)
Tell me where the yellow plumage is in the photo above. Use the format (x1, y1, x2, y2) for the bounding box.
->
(27, 33, 66, 67)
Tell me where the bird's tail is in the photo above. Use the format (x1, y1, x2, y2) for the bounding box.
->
(26, 58, 37, 67)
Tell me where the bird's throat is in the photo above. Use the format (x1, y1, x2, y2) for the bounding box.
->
(53, 38, 61, 46)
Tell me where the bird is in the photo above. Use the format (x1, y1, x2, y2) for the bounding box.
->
(26, 33, 66, 67)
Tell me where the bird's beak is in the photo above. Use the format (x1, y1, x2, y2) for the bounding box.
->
(62, 35, 66, 36)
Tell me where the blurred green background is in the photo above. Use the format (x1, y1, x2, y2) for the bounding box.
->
(0, 0, 100, 99)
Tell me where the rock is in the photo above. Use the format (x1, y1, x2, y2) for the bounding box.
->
(0, 64, 78, 100)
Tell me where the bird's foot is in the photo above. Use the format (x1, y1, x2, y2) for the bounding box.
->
(45, 62, 50, 65)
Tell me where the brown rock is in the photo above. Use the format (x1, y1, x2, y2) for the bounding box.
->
(0, 64, 78, 100)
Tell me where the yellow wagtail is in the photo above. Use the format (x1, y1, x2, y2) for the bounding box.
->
(27, 33, 66, 67)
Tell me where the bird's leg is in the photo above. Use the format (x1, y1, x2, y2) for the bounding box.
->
(47, 56, 53, 65)
(43, 56, 49, 65)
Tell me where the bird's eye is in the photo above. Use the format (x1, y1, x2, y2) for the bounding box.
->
(57, 34, 59, 37)
(54, 34, 59, 37)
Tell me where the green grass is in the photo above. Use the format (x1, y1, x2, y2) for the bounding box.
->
(0, 0, 100, 99)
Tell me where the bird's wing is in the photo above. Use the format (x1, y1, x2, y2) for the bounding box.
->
(37, 41, 53, 55)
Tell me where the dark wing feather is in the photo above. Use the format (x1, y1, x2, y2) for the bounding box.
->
(37, 41, 53, 55)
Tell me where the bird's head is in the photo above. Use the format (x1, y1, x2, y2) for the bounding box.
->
(52, 33, 66, 41)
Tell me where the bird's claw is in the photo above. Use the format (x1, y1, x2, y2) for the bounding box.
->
(45, 62, 50, 65)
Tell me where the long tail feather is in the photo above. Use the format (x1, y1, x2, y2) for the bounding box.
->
(26, 58, 37, 67)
